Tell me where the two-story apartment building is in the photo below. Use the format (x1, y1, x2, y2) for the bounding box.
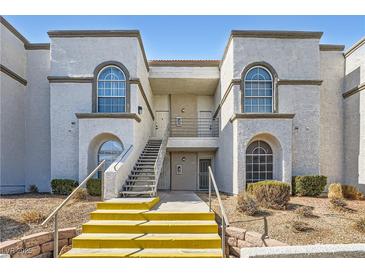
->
(1, 16, 364, 198)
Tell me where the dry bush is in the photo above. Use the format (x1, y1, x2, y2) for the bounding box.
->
(291, 220, 313, 232)
(330, 197, 348, 211)
(354, 218, 365, 233)
(21, 211, 45, 224)
(328, 183, 343, 200)
(72, 188, 88, 201)
(247, 181, 290, 210)
(341, 185, 364, 200)
(237, 192, 258, 216)
(295, 206, 314, 218)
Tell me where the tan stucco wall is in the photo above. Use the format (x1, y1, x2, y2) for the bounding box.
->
(171, 152, 198, 190)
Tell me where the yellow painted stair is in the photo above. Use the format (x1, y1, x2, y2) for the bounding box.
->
(61, 197, 223, 258)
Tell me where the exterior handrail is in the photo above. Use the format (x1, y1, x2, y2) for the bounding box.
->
(208, 166, 230, 257)
(153, 122, 170, 196)
(41, 160, 106, 258)
(113, 144, 133, 171)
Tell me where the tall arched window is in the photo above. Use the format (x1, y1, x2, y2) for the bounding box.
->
(246, 140, 273, 183)
(97, 140, 124, 175)
(243, 66, 273, 113)
(97, 66, 126, 113)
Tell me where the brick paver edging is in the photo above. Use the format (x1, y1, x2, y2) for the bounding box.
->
(0, 227, 79, 258)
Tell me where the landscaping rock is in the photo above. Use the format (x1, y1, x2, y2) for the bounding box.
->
(41, 239, 68, 253)
(226, 236, 237, 247)
(0, 240, 23, 255)
(237, 239, 254, 248)
(21, 232, 52, 248)
(226, 227, 246, 240)
(58, 227, 77, 240)
(13, 245, 41, 258)
(245, 231, 264, 246)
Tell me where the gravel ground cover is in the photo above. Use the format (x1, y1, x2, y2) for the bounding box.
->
(0, 193, 98, 242)
(197, 193, 365, 245)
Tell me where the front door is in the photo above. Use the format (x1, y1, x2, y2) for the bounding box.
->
(154, 111, 169, 138)
(198, 111, 213, 137)
(199, 159, 211, 190)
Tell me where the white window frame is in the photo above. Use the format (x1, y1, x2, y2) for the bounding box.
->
(243, 66, 274, 113)
(96, 65, 127, 113)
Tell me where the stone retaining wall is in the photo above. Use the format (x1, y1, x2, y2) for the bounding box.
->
(0, 227, 78, 258)
(224, 227, 287, 257)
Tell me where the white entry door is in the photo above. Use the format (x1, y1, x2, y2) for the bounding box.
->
(198, 111, 213, 137)
(154, 111, 169, 138)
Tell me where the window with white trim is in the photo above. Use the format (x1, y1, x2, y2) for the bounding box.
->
(246, 140, 273, 183)
(97, 66, 126, 113)
(243, 66, 273, 113)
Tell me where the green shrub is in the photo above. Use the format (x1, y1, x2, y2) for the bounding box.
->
(328, 183, 343, 200)
(237, 192, 258, 216)
(28, 184, 39, 193)
(294, 175, 327, 197)
(86, 178, 101, 196)
(247, 180, 291, 209)
(51, 179, 78, 195)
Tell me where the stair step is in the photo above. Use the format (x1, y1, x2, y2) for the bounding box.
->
(71, 233, 221, 249)
(82, 220, 218, 234)
(90, 210, 216, 221)
(96, 197, 159, 210)
(127, 179, 155, 183)
(124, 185, 155, 189)
(129, 175, 155, 178)
(121, 191, 155, 195)
(61, 248, 222, 258)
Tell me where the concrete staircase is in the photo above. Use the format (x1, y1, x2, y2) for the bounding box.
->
(121, 139, 162, 197)
(61, 197, 223, 258)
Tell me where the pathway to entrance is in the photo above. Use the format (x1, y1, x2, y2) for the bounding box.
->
(62, 191, 222, 258)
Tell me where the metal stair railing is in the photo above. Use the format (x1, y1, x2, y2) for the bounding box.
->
(153, 122, 170, 196)
(41, 160, 106, 258)
(208, 166, 230, 258)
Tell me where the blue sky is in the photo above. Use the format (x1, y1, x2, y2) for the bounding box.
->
(4, 16, 365, 60)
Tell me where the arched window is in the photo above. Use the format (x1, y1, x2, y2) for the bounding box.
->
(243, 66, 273, 113)
(97, 66, 126, 113)
(97, 140, 124, 173)
(246, 140, 273, 183)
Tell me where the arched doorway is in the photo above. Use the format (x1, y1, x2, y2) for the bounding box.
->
(246, 140, 273, 183)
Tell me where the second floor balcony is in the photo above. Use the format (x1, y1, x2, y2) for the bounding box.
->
(169, 117, 219, 138)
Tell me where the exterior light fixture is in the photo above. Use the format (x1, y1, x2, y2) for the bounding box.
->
(181, 156, 186, 162)
(138, 106, 143, 115)
(181, 108, 185, 113)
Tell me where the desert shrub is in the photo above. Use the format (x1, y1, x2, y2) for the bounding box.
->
(341, 185, 364, 200)
(328, 183, 343, 200)
(86, 179, 101, 196)
(330, 197, 348, 210)
(237, 192, 258, 216)
(295, 206, 314, 218)
(247, 181, 291, 209)
(354, 218, 365, 233)
(294, 175, 327, 197)
(73, 188, 88, 201)
(28, 184, 39, 193)
(51, 179, 78, 195)
(291, 220, 313, 232)
(21, 210, 45, 224)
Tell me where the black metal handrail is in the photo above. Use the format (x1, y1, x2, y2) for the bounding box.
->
(170, 117, 219, 137)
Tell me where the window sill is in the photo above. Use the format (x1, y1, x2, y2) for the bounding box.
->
(75, 112, 141, 122)
(230, 113, 295, 122)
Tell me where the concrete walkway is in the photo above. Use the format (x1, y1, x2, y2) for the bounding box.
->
(106, 191, 208, 212)
(153, 191, 209, 212)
